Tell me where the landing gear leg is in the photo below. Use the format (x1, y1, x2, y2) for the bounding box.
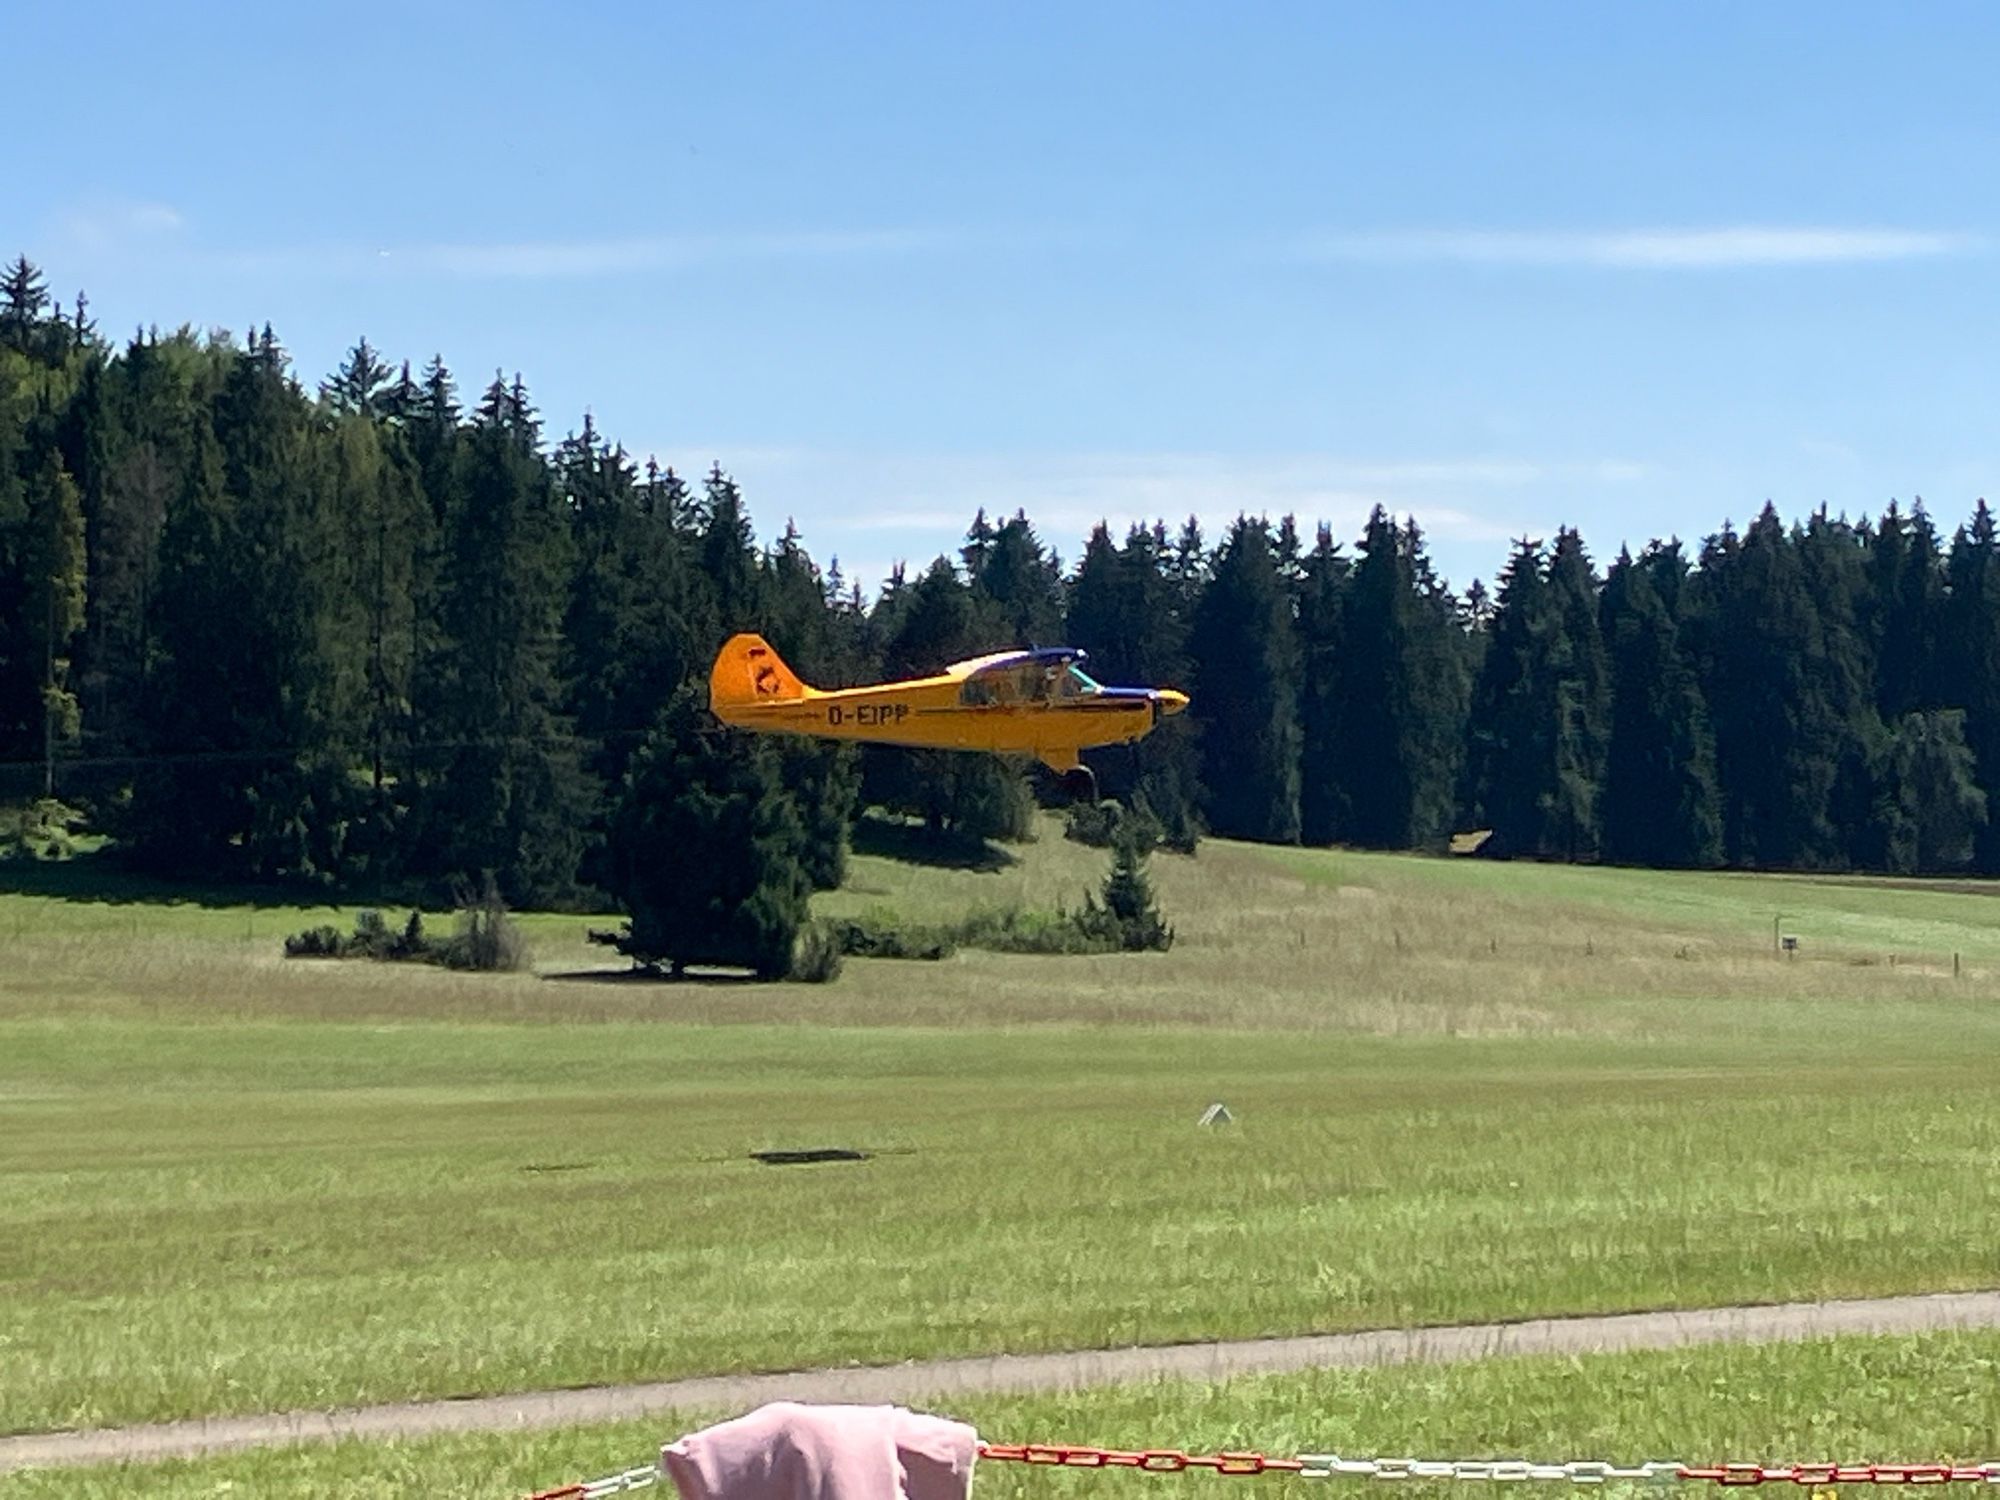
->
(1061, 765, 1099, 804)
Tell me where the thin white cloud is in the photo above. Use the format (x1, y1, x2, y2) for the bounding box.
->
(50, 198, 186, 251)
(221, 228, 947, 279)
(1290, 226, 1979, 269)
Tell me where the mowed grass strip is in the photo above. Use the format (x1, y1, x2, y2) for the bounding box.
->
(5, 1018, 1999, 1433)
(8, 831, 2000, 1432)
(10, 1332, 1999, 1498)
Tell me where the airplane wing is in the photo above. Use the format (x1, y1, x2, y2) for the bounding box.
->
(944, 646, 1085, 680)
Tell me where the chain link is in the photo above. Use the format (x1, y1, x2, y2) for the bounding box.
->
(1676, 1465, 2000, 1487)
(525, 1465, 659, 1500)
(977, 1442, 1306, 1474)
(581, 1467, 660, 1497)
(1296, 1456, 1685, 1484)
(531, 1449, 2000, 1496)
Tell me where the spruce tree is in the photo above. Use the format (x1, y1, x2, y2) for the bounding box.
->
(1945, 502, 2000, 870)
(1064, 520, 1202, 846)
(415, 375, 587, 903)
(1543, 528, 1610, 858)
(0, 256, 48, 353)
(1599, 545, 1722, 867)
(602, 687, 811, 979)
(1877, 710, 1987, 873)
(1462, 537, 1551, 852)
(973, 510, 1065, 646)
(1188, 516, 1300, 842)
(321, 337, 395, 417)
(124, 337, 359, 880)
(1695, 506, 1847, 868)
(22, 450, 86, 796)
(1296, 524, 1349, 844)
(1333, 508, 1469, 848)
(1870, 500, 1944, 720)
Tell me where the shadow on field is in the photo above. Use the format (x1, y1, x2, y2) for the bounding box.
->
(0, 852, 344, 910)
(850, 814, 1015, 872)
(542, 966, 763, 986)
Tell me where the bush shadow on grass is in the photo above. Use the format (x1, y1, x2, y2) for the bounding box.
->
(0, 851, 347, 910)
(541, 966, 763, 987)
(850, 813, 1016, 872)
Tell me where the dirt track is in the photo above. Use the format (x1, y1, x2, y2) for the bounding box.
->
(7, 1291, 1999, 1473)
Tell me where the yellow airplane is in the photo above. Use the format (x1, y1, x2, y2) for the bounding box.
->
(708, 633, 1190, 796)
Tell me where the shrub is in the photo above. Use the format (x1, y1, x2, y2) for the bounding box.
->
(283, 924, 349, 958)
(280, 885, 525, 972)
(1079, 824, 1175, 952)
(788, 922, 846, 983)
(1063, 800, 1123, 848)
(1064, 796, 1165, 855)
(829, 915, 957, 961)
(824, 843, 1177, 961)
(438, 880, 527, 972)
(0, 799, 91, 861)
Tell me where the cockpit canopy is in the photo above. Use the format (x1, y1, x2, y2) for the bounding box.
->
(960, 659, 1101, 707)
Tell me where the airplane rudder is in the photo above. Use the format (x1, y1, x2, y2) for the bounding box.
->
(712, 631, 808, 707)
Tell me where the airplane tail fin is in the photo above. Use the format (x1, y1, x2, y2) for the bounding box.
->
(709, 633, 812, 719)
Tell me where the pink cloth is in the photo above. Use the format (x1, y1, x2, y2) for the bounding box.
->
(661, 1402, 979, 1500)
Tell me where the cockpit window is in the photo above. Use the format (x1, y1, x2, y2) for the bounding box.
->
(961, 659, 1097, 705)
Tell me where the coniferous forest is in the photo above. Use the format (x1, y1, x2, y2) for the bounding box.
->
(5, 253, 2000, 901)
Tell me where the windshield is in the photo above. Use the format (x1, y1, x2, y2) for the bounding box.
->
(961, 660, 1099, 705)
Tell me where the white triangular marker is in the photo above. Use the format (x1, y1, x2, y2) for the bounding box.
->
(1198, 1102, 1233, 1126)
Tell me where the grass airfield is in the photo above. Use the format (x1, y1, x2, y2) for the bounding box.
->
(11, 1334, 2000, 1498)
(5, 820, 2000, 1486)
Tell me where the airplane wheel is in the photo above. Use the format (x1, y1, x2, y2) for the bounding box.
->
(1061, 766, 1099, 804)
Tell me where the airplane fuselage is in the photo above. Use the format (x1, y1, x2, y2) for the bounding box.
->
(708, 639, 1187, 774)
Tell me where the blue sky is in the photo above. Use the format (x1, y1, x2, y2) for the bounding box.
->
(8, 1, 1999, 595)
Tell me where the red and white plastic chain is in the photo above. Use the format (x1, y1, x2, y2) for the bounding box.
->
(527, 1447, 2000, 1497)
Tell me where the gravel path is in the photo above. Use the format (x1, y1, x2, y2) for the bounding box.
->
(8, 1291, 1999, 1473)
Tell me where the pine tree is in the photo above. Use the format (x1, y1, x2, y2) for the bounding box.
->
(1599, 544, 1721, 867)
(601, 687, 811, 979)
(321, 337, 395, 417)
(1543, 528, 1610, 858)
(120, 337, 361, 880)
(1945, 502, 2000, 870)
(323, 405, 431, 797)
(22, 450, 86, 795)
(1870, 500, 1944, 720)
(1877, 710, 1987, 873)
(1694, 505, 1851, 868)
(1080, 817, 1174, 951)
(1187, 516, 1300, 842)
(1798, 508, 1887, 867)
(1332, 508, 1469, 848)
(972, 510, 1065, 645)
(1063, 521, 1202, 845)
(1462, 537, 1551, 852)
(702, 464, 762, 632)
(1296, 524, 1349, 845)
(0, 256, 49, 353)
(414, 375, 587, 903)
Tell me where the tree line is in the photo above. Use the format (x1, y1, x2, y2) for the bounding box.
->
(3, 252, 1999, 903)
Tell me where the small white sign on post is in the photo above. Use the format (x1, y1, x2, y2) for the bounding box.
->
(1198, 1102, 1234, 1127)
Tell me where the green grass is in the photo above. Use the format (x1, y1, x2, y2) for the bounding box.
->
(10, 1332, 1999, 1497)
(7, 825, 2000, 1437)
(7, 1019, 2000, 1433)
